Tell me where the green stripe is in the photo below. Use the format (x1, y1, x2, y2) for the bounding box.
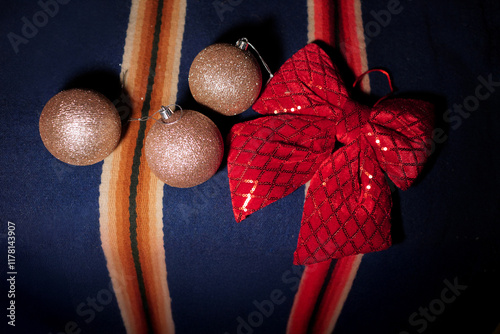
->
(129, 0, 165, 332)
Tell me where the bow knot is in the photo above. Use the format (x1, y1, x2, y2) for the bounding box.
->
(335, 99, 372, 144)
(227, 43, 434, 265)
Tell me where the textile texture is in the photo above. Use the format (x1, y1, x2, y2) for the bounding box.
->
(0, 1, 499, 334)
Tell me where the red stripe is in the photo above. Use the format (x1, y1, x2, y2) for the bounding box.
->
(287, 0, 368, 333)
(311, 256, 359, 333)
(287, 0, 340, 332)
(338, 0, 363, 75)
(287, 261, 333, 334)
(314, 0, 335, 45)
(308, 1, 368, 332)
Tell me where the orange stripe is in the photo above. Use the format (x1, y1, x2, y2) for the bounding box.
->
(116, 1, 159, 332)
(288, 0, 338, 332)
(109, 0, 157, 331)
(150, 0, 175, 105)
(102, 0, 186, 331)
(134, 0, 167, 323)
(100, 0, 162, 332)
(134, 0, 185, 332)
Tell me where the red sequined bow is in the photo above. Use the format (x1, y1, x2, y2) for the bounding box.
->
(227, 43, 434, 265)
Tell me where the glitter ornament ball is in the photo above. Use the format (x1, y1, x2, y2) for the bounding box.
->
(39, 89, 121, 166)
(188, 42, 262, 116)
(145, 109, 224, 188)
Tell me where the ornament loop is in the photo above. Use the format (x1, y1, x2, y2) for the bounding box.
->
(158, 105, 174, 120)
(353, 69, 395, 106)
(128, 104, 184, 125)
(156, 104, 184, 125)
(236, 37, 274, 83)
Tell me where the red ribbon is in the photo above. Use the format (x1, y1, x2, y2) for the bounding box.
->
(227, 43, 434, 265)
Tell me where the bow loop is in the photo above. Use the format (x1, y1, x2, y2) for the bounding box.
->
(294, 137, 392, 265)
(228, 114, 337, 222)
(363, 98, 434, 190)
(253, 43, 350, 119)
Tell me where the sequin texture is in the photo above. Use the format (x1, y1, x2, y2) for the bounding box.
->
(227, 43, 435, 264)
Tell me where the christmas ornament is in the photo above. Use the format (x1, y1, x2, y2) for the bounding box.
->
(188, 38, 272, 116)
(39, 88, 121, 166)
(227, 43, 434, 265)
(144, 105, 224, 188)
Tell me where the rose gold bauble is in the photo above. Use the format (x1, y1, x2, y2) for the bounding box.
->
(188, 43, 262, 116)
(145, 109, 224, 188)
(39, 89, 121, 166)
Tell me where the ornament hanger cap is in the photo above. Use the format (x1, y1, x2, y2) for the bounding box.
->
(157, 104, 183, 125)
(128, 103, 183, 125)
(236, 38, 249, 51)
(235, 37, 273, 82)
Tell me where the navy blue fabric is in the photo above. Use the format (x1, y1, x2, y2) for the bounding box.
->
(0, 1, 129, 333)
(165, 2, 308, 334)
(1, 0, 499, 334)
